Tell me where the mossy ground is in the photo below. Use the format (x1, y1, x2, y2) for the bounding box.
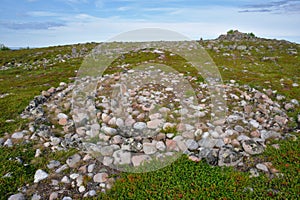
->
(0, 39, 299, 199)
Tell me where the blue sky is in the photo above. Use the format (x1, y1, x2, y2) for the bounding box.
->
(1, 0, 299, 47)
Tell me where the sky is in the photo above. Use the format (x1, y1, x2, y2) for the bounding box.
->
(0, 0, 299, 47)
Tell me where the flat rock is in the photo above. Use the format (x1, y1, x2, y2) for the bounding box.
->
(11, 132, 24, 139)
(8, 193, 25, 200)
(113, 150, 131, 165)
(143, 142, 157, 155)
(147, 119, 163, 129)
(93, 173, 108, 183)
(256, 163, 269, 172)
(242, 140, 264, 155)
(34, 169, 49, 183)
(66, 154, 81, 168)
(131, 155, 152, 166)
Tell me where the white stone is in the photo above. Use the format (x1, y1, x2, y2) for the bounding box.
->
(156, 141, 166, 151)
(34, 169, 49, 183)
(57, 113, 68, 119)
(11, 132, 24, 139)
(143, 142, 157, 155)
(61, 176, 70, 183)
(79, 186, 86, 193)
(93, 173, 108, 183)
(131, 155, 152, 166)
(113, 150, 131, 165)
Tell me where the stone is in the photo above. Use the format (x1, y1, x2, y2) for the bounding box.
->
(93, 173, 108, 183)
(34, 169, 49, 183)
(87, 164, 95, 173)
(31, 193, 41, 200)
(131, 155, 152, 166)
(70, 173, 79, 179)
(61, 176, 70, 183)
(198, 138, 218, 148)
(185, 139, 199, 150)
(156, 141, 166, 151)
(143, 142, 157, 155)
(188, 155, 201, 162)
(49, 192, 58, 200)
(116, 118, 125, 128)
(100, 146, 114, 156)
(66, 154, 81, 168)
(11, 132, 24, 139)
(133, 122, 147, 130)
(274, 115, 288, 126)
(101, 126, 117, 136)
(260, 130, 281, 140)
(218, 147, 243, 167)
(147, 119, 163, 129)
(79, 185, 86, 193)
(57, 113, 68, 119)
(103, 156, 114, 166)
(234, 125, 245, 133)
(113, 150, 131, 165)
(250, 130, 260, 138)
(166, 139, 179, 151)
(8, 193, 25, 200)
(256, 163, 269, 172)
(249, 168, 260, 178)
(47, 160, 61, 169)
(58, 118, 68, 126)
(4, 139, 13, 147)
(55, 164, 68, 173)
(249, 120, 259, 128)
(62, 197, 72, 200)
(242, 140, 264, 155)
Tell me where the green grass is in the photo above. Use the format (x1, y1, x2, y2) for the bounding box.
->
(0, 38, 299, 199)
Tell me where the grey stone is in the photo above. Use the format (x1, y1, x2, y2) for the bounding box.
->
(242, 140, 264, 155)
(31, 193, 41, 200)
(62, 197, 72, 200)
(113, 150, 131, 165)
(4, 139, 13, 147)
(101, 126, 117, 136)
(249, 120, 260, 128)
(11, 132, 24, 139)
(34, 169, 49, 183)
(133, 122, 147, 130)
(57, 113, 68, 119)
(61, 175, 70, 183)
(47, 160, 61, 169)
(55, 164, 68, 173)
(249, 168, 260, 178)
(143, 142, 157, 155)
(66, 154, 81, 168)
(131, 155, 152, 166)
(218, 147, 243, 167)
(234, 125, 245, 133)
(261, 130, 281, 140)
(198, 137, 218, 148)
(100, 146, 114, 156)
(49, 192, 58, 200)
(87, 164, 95, 173)
(8, 193, 25, 200)
(256, 163, 269, 172)
(185, 139, 199, 150)
(93, 173, 108, 183)
(156, 141, 166, 151)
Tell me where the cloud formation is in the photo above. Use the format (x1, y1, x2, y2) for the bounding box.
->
(0, 21, 65, 30)
(240, 0, 300, 13)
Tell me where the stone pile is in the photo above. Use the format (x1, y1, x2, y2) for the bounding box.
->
(2, 62, 298, 199)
